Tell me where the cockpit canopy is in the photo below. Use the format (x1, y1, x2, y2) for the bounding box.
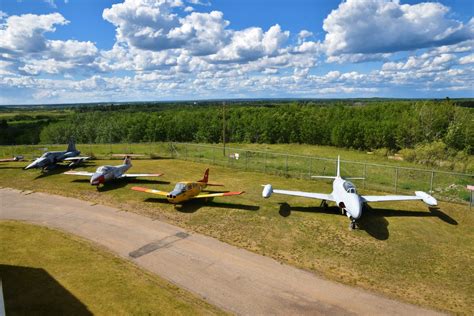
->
(173, 183, 186, 193)
(96, 165, 113, 173)
(343, 181, 357, 194)
(40, 152, 52, 158)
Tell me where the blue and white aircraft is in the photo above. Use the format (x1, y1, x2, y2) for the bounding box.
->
(262, 156, 437, 229)
(25, 139, 89, 171)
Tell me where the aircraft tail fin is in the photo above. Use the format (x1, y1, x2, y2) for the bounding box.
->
(198, 168, 209, 183)
(67, 138, 76, 152)
(124, 155, 132, 165)
(311, 176, 337, 180)
(198, 168, 224, 186)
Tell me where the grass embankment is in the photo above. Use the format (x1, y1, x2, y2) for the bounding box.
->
(0, 221, 223, 315)
(0, 158, 473, 314)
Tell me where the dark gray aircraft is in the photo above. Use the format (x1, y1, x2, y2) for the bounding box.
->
(24, 139, 89, 171)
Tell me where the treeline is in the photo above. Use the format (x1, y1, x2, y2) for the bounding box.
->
(39, 100, 473, 154)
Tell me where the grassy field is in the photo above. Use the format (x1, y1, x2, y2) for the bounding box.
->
(0, 158, 473, 314)
(2, 142, 471, 203)
(0, 221, 224, 315)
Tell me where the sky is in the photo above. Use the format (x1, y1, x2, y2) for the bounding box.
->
(0, 0, 473, 105)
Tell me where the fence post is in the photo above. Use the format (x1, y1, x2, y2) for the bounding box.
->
(213, 147, 216, 164)
(264, 152, 267, 173)
(285, 155, 289, 176)
(363, 164, 367, 189)
(309, 157, 312, 179)
(430, 171, 434, 193)
(394, 167, 399, 193)
(245, 151, 248, 170)
(185, 144, 188, 161)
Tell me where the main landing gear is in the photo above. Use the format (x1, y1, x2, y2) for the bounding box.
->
(319, 200, 328, 209)
(349, 217, 357, 230)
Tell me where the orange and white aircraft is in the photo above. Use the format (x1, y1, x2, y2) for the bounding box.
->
(131, 168, 244, 204)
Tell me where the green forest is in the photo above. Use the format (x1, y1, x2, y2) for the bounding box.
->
(1, 100, 473, 166)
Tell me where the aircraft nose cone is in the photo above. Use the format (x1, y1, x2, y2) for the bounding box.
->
(25, 158, 43, 169)
(90, 174, 105, 185)
(347, 195, 362, 219)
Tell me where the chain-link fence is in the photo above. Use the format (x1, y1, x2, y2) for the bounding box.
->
(2, 142, 472, 205)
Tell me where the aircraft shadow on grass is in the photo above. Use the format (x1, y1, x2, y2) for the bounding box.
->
(0, 264, 92, 315)
(144, 197, 260, 213)
(278, 203, 457, 241)
(71, 178, 170, 192)
(32, 162, 95, 179)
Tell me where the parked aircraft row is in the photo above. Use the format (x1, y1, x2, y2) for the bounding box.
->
(6, 141, 438, 229)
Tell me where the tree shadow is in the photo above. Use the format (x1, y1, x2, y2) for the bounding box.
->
(0, 264, 92, 315)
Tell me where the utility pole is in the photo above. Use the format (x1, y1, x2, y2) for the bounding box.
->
(222, 101, 226, 157)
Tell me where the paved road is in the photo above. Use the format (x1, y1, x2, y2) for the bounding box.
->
(0, 188, 443, 315)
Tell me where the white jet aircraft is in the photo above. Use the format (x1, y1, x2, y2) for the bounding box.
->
(64, 155, 163, 187)
(262, 156, 437, 229)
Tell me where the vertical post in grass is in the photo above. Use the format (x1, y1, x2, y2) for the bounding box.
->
(309, 157, 312, 179)
(185, 144, 188, 161)
(430, 171, 435, 193)
(363, 163, 367, 189)
(264, 151, 267, 173)
(285, 154, 289, 176)
(394, 167, 399, 193)
(213, 146, 216, 164)
(245, 151, 248, 170)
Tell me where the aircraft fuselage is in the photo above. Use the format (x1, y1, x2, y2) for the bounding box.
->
(332, 177, 363, 220)
(166, 181, 207, 203)
(90, 163, 131, 185)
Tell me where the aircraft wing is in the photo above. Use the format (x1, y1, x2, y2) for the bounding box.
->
(362, 191, 437, 206)
(272, 189, 335, 201)
(121, 173, 164, 178)
(131, 186, 168, 196)
(193, 191, 245, 199)
(63, 171, 94, 176)
(64, 157, 90, 161)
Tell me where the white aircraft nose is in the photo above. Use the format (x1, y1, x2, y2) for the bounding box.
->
(25, 158, 45, 169)
(346, 195, 362, 219)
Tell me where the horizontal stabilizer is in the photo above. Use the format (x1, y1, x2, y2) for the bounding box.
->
(64, 156, 90, 161)
(112, 154, 144, 157)
(311, 176, 337, 180)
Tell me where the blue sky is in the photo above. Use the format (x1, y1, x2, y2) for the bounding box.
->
(0, 0, 473, 104)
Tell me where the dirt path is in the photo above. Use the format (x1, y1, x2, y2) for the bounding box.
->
(0, 188, 443, 315)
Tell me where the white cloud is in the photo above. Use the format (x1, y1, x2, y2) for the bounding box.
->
(0, 13, 68, 53)
(0, 12, 99, 75)
(322, 0, 473, 58)
(459, 54, 474, 64)
(207, 24, 289, 63)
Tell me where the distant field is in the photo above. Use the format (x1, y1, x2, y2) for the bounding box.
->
(0, 158, 472, 314)
(1, 142, 472, 203)
(0, 221, 223, 315)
